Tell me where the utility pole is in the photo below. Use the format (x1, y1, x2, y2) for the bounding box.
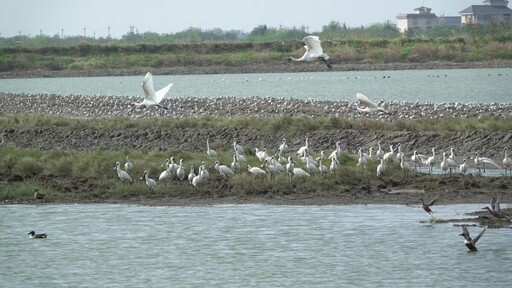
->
(83, 27, 86, 38)
(107, 25, 111, 38)
(61, 28, 64, 38)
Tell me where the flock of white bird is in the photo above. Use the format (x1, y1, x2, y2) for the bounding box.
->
(113, 35, 512, 189)
(113, 135, 512, 190)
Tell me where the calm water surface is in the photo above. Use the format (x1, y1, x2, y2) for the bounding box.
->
(1, 204, 511, 287)
(1, 68, 511, 103)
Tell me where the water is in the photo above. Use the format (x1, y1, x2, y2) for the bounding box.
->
(1, 204, 511, 287)
(1, 68, 511, 103)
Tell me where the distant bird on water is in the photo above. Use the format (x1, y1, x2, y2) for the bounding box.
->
(355, 93, 388, 114)
(286, 36, 332, 70)
(132, 72, 173, 109)
(28, 231, 47, 239)
(459, 226, 486, 252)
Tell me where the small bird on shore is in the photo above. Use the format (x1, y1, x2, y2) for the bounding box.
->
(28, 231, 47, 239)
(355, 93, 388, 114)
(459, 226, 486, 252)
(286, 36, 332, 70)
(132, 72, 173, 109)
(419, 195, 439, 215)
(34, 189, 45, 204)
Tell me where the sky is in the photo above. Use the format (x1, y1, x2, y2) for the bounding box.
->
(0, 0, 481, 38)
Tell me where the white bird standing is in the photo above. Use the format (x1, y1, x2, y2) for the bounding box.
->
(356, 93, 388, 114)
(376, 157, 385, 177)
(424, 148, 436, 174)
(192, 166, 204, 187)
(158, 159, 171, 182)
(124, 156, 133, 173)
(279, 138, 289, 154)
(316, 157, 329, 175)
(235, 147, 247, 164)
(411, 150, 422, 172)
(400, 155, 414, 180)
(460, 159, 468, 175)
(329, 156, 338, 174)
(383, 145, 395, 162)
(214, 161, 235, 178)
(503, 147, 512, 176)
(247, 165, 266, 177)
(188, 165, 196, 184)
(200, 161, 210, 181)
(132, 72, 173, 109)
(296, 137, 309, 157)
(376, 141, 385, 158)
(176, 159, 185, 181)
(473, 151, 500, 174)
(395, 143, 404, 161)
(140, 170, 157, 189)
(206, 139, 217, 159)
(287, 35, 332, 70)
(231, 154, 241, 173)
(357, 147, 367, 170)
(114, 161, 132, 183)
(441, 152, 449, 175)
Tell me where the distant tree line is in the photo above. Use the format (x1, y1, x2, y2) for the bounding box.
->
(1, 21, 511, 48)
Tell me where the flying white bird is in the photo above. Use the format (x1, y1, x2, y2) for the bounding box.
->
(287, 35, 332, 70)
(356, 93, 388, 114)
(132, 72, 173, 109)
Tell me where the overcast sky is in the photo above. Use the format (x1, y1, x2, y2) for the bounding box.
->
(1, 0, 480, 38)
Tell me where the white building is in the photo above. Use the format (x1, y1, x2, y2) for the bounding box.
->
(396, 6, 439, 33)
(460, 0, 512, 25)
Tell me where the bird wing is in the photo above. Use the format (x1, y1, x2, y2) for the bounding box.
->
(303, 36, 324, 56)
(142, 72, 157, 102)
(461, 226, 470, 238)
(356, 93, 379, 109)
(481, 157, 501, 169)
(154, 83, 173, 104)
(427, 195, 439, 206)
(472, 226, 487, 244)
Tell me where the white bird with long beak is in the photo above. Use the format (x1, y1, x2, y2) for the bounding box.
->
(287, 35, 332, 70)
(473, 151, 500, 174)
(140, 170, 157, 189)
(132, 72, 173, 109)
(114, 161, 132, 183)
(356, 93, 388, 114)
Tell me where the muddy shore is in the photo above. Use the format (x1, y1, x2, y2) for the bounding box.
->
(1, 60, 512, 79)
(1, 90, 512, 207)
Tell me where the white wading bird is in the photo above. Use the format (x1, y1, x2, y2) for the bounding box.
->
(473, 151, 500, 174)
(287, 36, 332, 70)
(355, 93, 388, 114)
(114, 161, 132, 183)
(503, 147, 511, 176)
(132, 72, 173, 109)
(140, 170, 157, 189)
(124, 156, 133, 172)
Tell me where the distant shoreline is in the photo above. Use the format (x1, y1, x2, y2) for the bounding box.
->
(1, 60, 511, 79)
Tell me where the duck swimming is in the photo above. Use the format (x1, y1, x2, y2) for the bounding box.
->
(459, 226, 486, 252)
(27, 231, 47, 239)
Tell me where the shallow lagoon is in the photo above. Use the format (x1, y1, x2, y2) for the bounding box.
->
(1, 204, 511, 287)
